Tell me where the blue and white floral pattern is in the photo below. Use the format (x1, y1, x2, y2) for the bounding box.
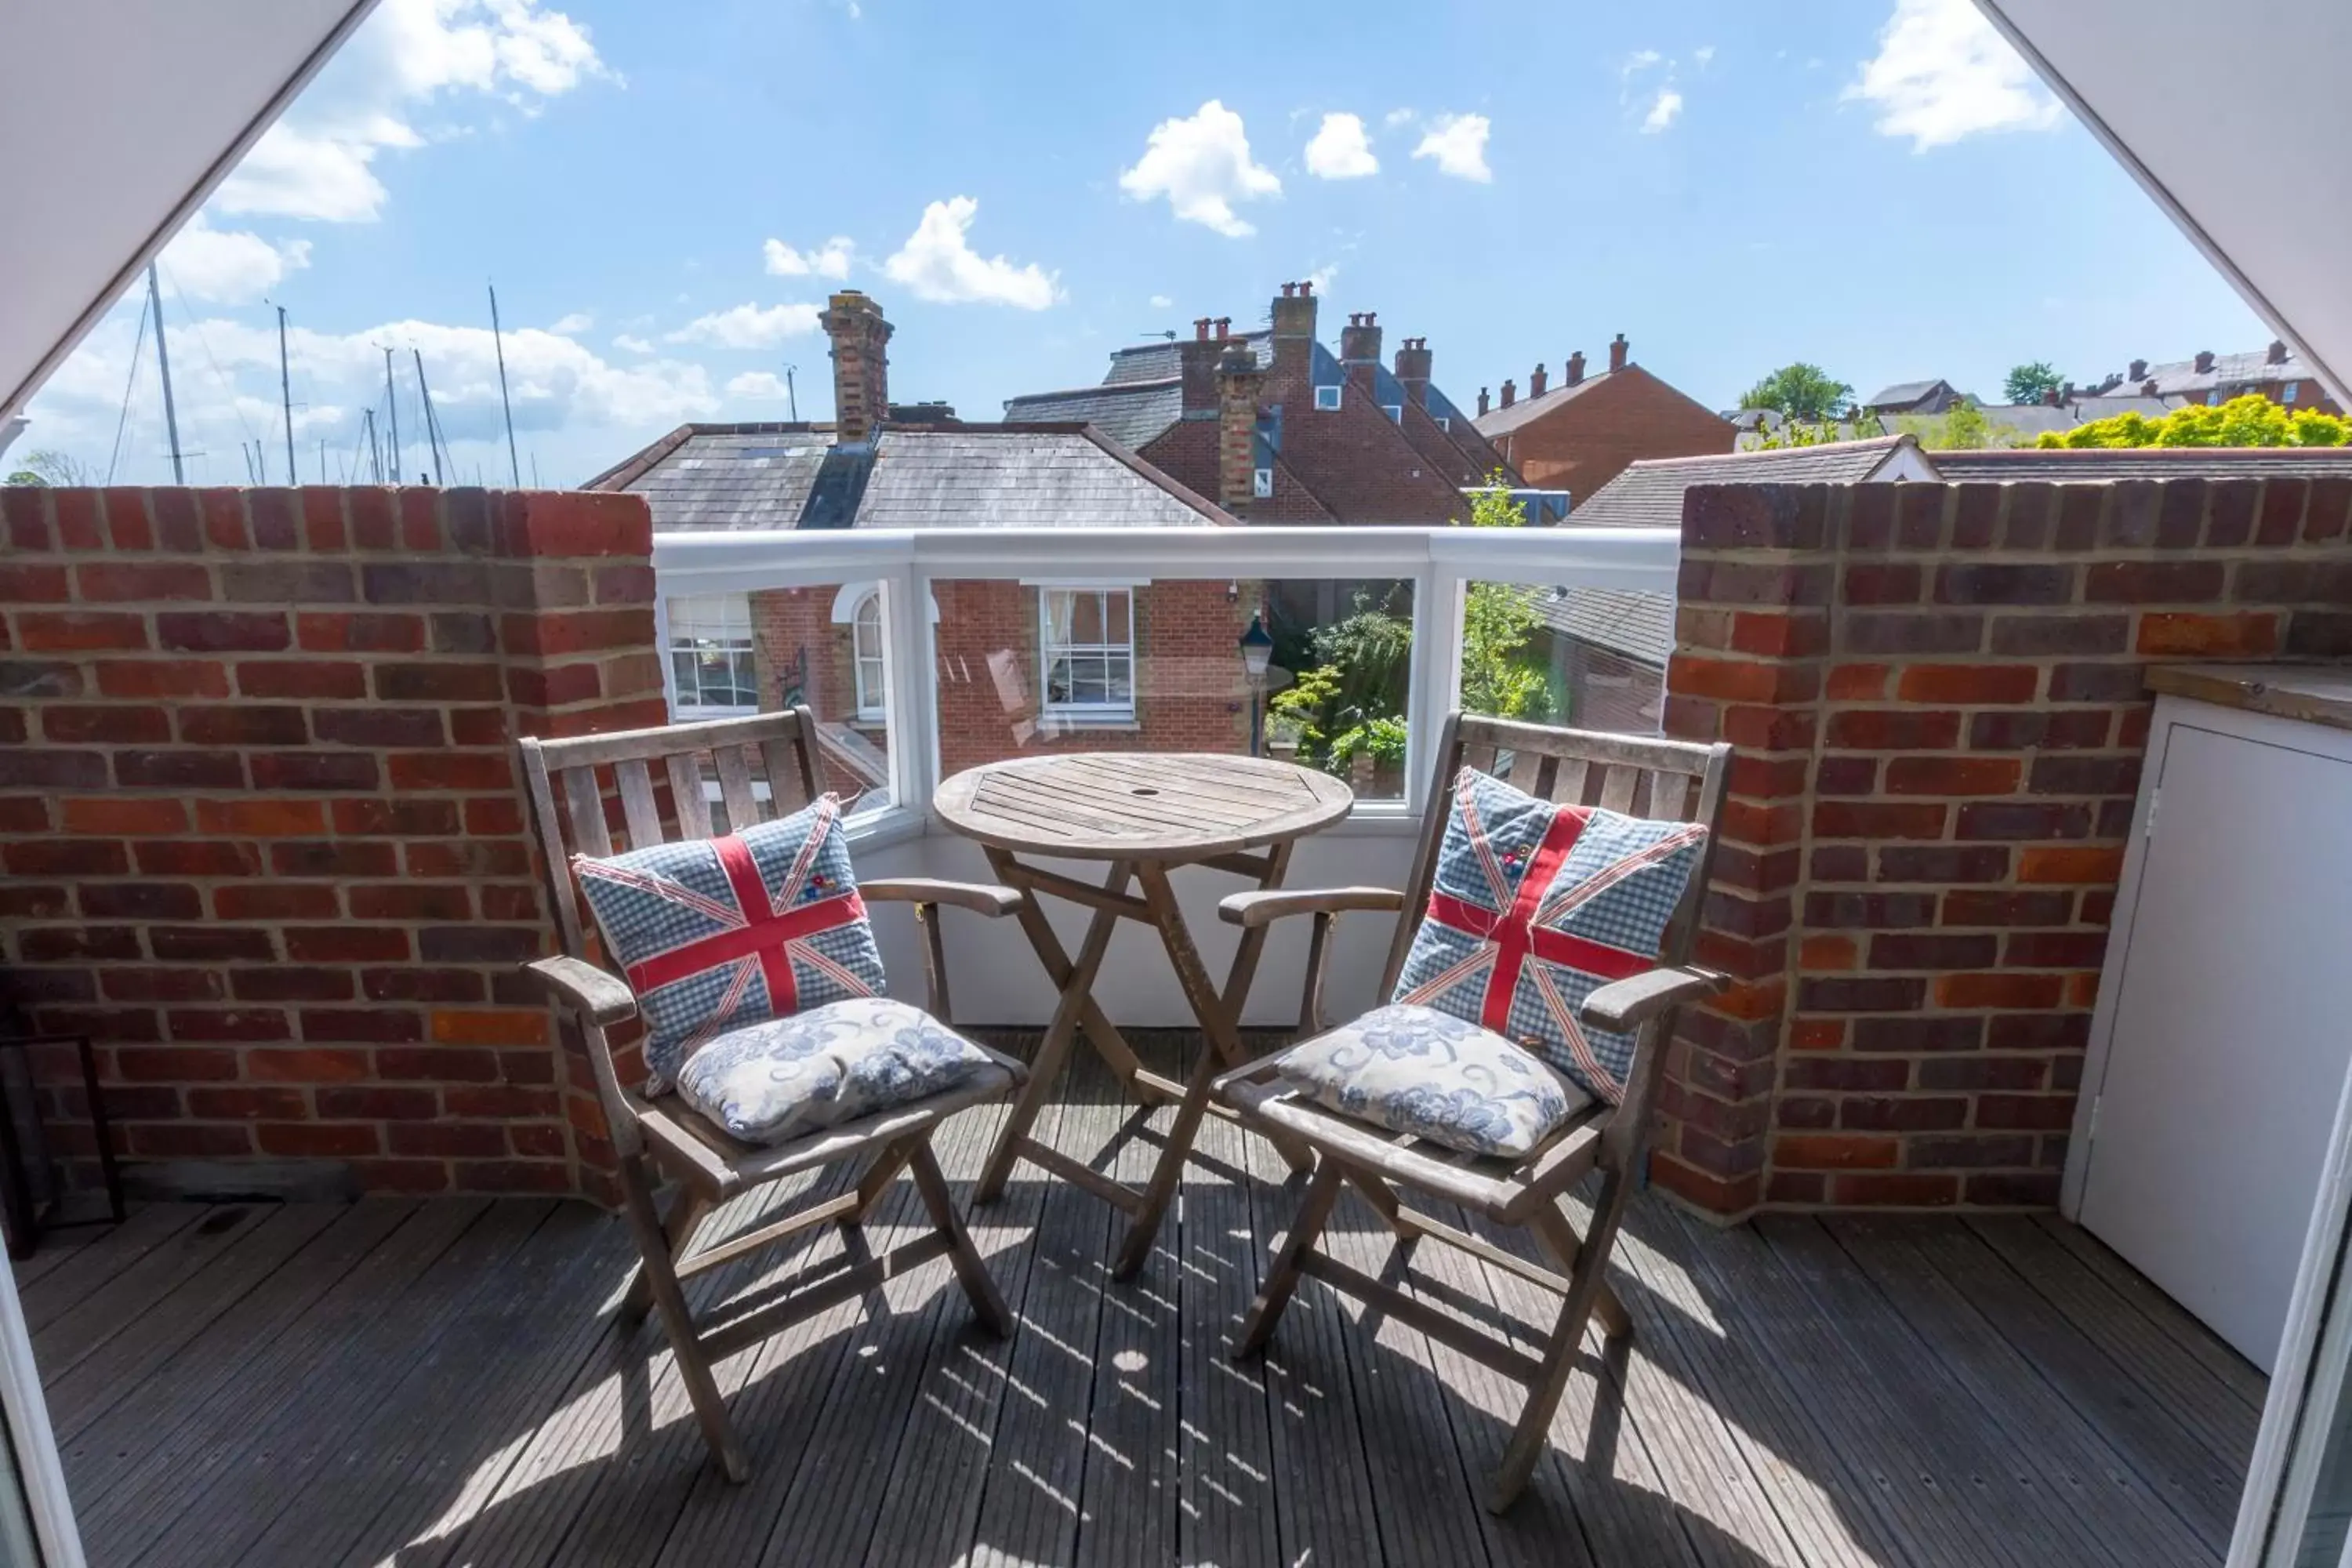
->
(1272, 1003, 1591, 1159)
(674, 997, 996, 1146)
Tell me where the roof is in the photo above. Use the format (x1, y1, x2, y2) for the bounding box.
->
(1521, 583, 1674, 668)
(1929, 446, 2352, 481)
(1101, 330, 1272, 385)
(1864, 379, 1955, 410)
(2139, 346, 2314, 397)
(1968, 394, 2185, 440)
(589, 422, 1230, 531)
(1570, 435, 1927, 529)
(1000, 378, 1185, 452)
(1469, 369, 1620, 437)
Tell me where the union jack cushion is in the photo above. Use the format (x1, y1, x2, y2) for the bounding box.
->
(573, 795, 887, 1088)
(1392, 767, 1708, 1105)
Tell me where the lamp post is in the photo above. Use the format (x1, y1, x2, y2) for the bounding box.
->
(1239, 613, 1274, 757)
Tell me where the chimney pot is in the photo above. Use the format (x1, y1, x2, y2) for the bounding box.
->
(1529, 363, 1548, 397)
(1281, 282, 1297, 298)
(1299, 279, 1313, 296)
(2129, 358, 2147, 382)
(1500, 379, 1516, 408)
(1214, 316, 1231, 339)
(1566, 350, 1586, 386)
(1608, 332, 1628, 374)
(1194, 318, 1211, 341)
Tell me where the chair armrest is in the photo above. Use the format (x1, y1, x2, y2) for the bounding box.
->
(1218, 887, 1406, 928)
(1580, 967, 1728, 1033)
(525, 955, 638, 1027)
(860, 877, 1025, 918)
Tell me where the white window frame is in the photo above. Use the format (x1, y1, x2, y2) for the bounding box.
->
(1384, 404, 1403, 423)
(1437, 415, 1451, 430)
(1313, 384, 1341, 411)
(1037, 585, 1136, 720)
(663, 593, 759, 717)
(1253, 466, 1273, 499)
(849, 590, 887, 722)
(2285, 380, 2301, 404)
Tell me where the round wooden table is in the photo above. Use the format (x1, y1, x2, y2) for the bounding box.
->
(935, 752, 1354, 1276)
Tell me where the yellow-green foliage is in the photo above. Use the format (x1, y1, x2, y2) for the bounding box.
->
(2038, 394, 2350, 449)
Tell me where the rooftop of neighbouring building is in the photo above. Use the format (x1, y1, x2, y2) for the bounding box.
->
(1929, 445, 2352, 481)
(1520, 581, 1676, 668)
(1568, 434, 1932, 529)
(2138, 340, 2318, 397)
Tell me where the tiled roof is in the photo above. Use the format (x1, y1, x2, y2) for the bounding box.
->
(2140, 346, 2312, 397)
(1101, 331, 1272, 386)
(1970, 395, 2186, 441)
(595, 423, 1226, 531)
(1000, 379, 1184, 452)
(1864, 379, 1953, 409)
(1519, 583, 1674, 669)
(1470, 369, 1618, 437)
(1570, 435, 1923, 529)
(1930, 447, 2352, 481)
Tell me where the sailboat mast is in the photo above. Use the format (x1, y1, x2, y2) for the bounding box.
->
(277, 305, 295, 485)
(412, 350, 445, 485)
(146, 263, 183, 483)
(383, 347, 402, 483)
(362, 409, 380, 483)
(488, 284, 521, 487)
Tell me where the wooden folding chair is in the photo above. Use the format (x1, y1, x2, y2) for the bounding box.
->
(1214, 712, 1731, 1512)
(517, 707, 1029, 1482)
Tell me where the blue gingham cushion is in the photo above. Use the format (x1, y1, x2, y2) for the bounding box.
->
(1274, 1003, 1589, 1158)
(573, 796, 886, 1087)
(1392, 768, 1707, 1105)
(676, 998, 997, 1145)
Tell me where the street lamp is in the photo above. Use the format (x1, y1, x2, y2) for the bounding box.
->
(1239, 613, 1274, 757)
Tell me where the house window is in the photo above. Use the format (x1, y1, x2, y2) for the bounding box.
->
(1313, 384, 1341, 411)
(1040, 587, 1134, 718)
(1436, 416, 1451, 431)
(667, 594, 758, 714)
(1253, 466, 1273, 499)
(851, 591, 886, 721)
(2285, 381, 2302, 404)
(1384, 405, 1402, 423)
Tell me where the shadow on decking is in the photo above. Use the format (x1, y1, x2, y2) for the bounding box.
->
(22, 1047, 2262, 1568)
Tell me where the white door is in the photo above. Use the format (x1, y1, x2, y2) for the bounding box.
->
(2078, 720, 2352, 1372)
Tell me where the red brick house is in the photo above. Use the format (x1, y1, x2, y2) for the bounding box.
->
(1472, 334, 1736, 505)
(586, 292, 1258, 793)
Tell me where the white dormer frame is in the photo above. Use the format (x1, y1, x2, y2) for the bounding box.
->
(1313, 384, 1341, 412)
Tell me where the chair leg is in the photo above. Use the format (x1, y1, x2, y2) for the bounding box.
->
(1489, 1168, 1632, 1513)
(619, 1184, 713, 1331)
(848, 1136, 917, 1229)
(1530, 1202, 1632, 1341)
(1235, 1156, 1347, 1360)
(618, 1152, 749, 1484)
(909, 1139, 1014, 1338)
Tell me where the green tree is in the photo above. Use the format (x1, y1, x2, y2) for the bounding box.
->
(2, 449, 94, 487)
(1737, 363, 1854, 423)
(1458, 477, 1550, 721)
(1892, 399, 2024, 451)
(2039, 394, 2350, 449)
(2003, 361, 2063, 405)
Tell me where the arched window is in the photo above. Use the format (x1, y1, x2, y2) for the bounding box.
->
(851, 592, 886, 720)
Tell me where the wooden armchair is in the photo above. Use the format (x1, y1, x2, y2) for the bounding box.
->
(1214, 712, 1731, 1512)
(517, 707, 1029, 1482)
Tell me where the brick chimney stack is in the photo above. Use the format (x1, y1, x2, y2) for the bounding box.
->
(1393, 336, 1432, 405)
(821, 290, 892, 445)
(1566, 350, 1586, 387)
(2194, 349, 2216, 374)
(1217, 338, 1265, 514)
(1500, 379, 1515, 409)
(1477, 387, 1490, 416)
(1608, 332, 1628, 373)
(2269, 339, 2289, 365)
(1529, 363, 1548, 397)
(2129, 358, 2148, 382)
(2141, 379, 2159, 397)
(1178, 318, 1222, 412)
(2042, 387, 2063, 407)
(1270, 280, 1318, 370)
(1340, 310, 1382, 364)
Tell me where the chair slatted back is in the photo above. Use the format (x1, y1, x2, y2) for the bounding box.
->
(517, 706, 824, 962)
(1379, 712, 1733, 998)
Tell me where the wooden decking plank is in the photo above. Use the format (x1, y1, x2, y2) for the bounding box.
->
(1965, 1216, 2262, 1465)
(1610, 1203, 1899, 1568)
(29, 1200, 277, 1377)
(20, 1203, 211, 1332)
(1907, 1220, 2245, 1544)
(36, 1201, 343, 1432)
(80, 1199, 519, 1567)
(1755, 1214, 2127, 1568)
(961, 1052, 1120, 1568)
(12, 1210, 124, 1287)
(56, 1198, 447, 1506)
(2028, 1215, 2268, 1409)
(1823, 1216, 2225, 1565)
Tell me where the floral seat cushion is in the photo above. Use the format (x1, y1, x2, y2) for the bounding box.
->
(675, 997, 1003, 1146)
(1272, 1003, 1592, 1159)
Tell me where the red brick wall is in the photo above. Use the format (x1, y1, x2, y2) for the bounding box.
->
(748, 586, 888, 799)
(1658, 477, 2352, 1217)
(1494, 368, 1736, 504)
(0, 485, 661, 1200)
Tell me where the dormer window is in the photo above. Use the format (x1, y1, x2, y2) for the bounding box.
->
(1436, 416, 1451, 431)
(1383, 405, 1402, 423)
(1313, 384, 1341, 412)
(1253, 467, 1273, 499)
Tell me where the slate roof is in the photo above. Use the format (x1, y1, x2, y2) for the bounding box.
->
(1101, 331, 1272, 385)
(1520, 583, 1675, 669)
(1570, 435, 1924, 530)
(588, 423, 1229, 531)
(1929, 447, 2352, 481)
(2140, 346, 2314, 398)
(1469, 370, 1617, 438)
(1969, 395, 2186, 441)
(1864, 379, 1955, 410)
(1000, 379, 1185, 452)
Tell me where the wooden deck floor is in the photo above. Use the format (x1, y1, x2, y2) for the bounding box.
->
(23, 1048, 2263, 1567)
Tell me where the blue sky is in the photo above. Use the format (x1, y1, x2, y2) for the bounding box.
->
(19, 0, 2270, 488)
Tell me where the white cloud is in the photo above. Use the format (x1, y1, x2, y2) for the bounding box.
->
(1621, 49, 1663, 79)
(1846, 0, 2062, 151)
(550, 311, 593, 334)
(1304, 112, 1378, 179)
(157, 215, 313, 304)
(612, 333, 655, 354)
(1383, 107, 1417, 128)
(725, 371, 792, 399)
(214, 0, 612, 223)
(1642, 89, 1684, 133)
(666, 302, 823, 348)
(763, 236, 855, 279)
(1117, 100, 1281, 238)
(1304, 263, 1339, 294)
(880, 197, 1058, 309)
(1694, 45, 1716, 67)
(1411, 113, 1491, 183)
(1149, 294, 1173, 309)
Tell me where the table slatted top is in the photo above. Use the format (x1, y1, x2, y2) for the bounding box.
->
(932, 752, 1356, 860)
